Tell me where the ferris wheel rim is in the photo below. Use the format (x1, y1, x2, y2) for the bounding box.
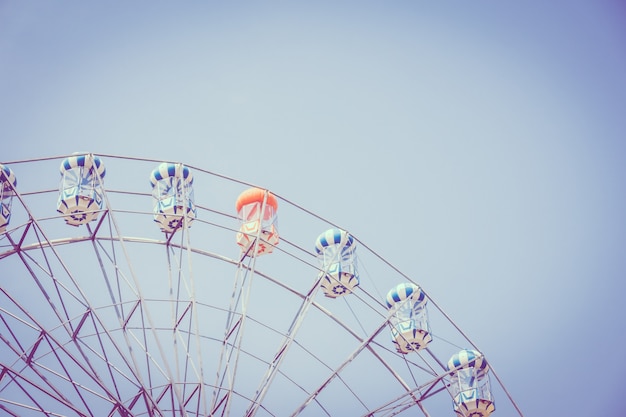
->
(0, 154, 524, 417)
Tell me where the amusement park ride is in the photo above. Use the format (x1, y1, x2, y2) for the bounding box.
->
(0, 153, 523, 416)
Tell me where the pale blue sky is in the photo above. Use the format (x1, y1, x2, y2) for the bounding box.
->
(2, 1, 626, 416)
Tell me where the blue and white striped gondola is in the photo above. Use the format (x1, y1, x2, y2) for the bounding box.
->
(150, 162, 196, 233)
(314, 228, 358, 298)
(0, 164, 17, 234)
(385, 283, 432, 353)
(446, 349, 495, 417)
(57, 154, 106, 226)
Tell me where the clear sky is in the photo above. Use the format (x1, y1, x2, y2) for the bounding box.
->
(1, 1, 626, 416)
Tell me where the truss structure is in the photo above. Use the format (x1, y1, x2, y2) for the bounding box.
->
(0, 154, 524, 417)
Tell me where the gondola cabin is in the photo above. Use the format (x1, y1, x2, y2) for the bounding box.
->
(314, 228, 359, 297)
(150, 163, 196, 233)
(385, 283, 432, 353)
(447, 349, 495, 417)
(0, 164, 17, 234)
(235, 188, 279, 257)
(57, 154, 106, 226)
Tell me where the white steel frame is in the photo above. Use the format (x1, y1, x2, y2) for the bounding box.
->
(0, 154, 524, 417)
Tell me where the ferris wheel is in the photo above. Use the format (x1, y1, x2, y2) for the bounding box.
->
(0, 154, 524, 417)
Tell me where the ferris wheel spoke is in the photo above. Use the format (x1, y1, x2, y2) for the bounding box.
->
(245, 269, 326, 416)
(0, 365, 89, 416)
(211, 256, 256, 416)
(96, 191, 193, 415)
(212, 192, 281, 416)
(88, 217, 178, 412)
(5, 225, 87, 333)
(73, 321, 137, 402)
(0, 403, 22, 417)
(0, 302, 138, 416)
(164, 225, 209, 415)
(235, 259, 437, 416)
(289, 315, 393, 416)
(0, 333, 81, 414)
(358, 368, 455, 417)
(0, 221, 141, 412)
